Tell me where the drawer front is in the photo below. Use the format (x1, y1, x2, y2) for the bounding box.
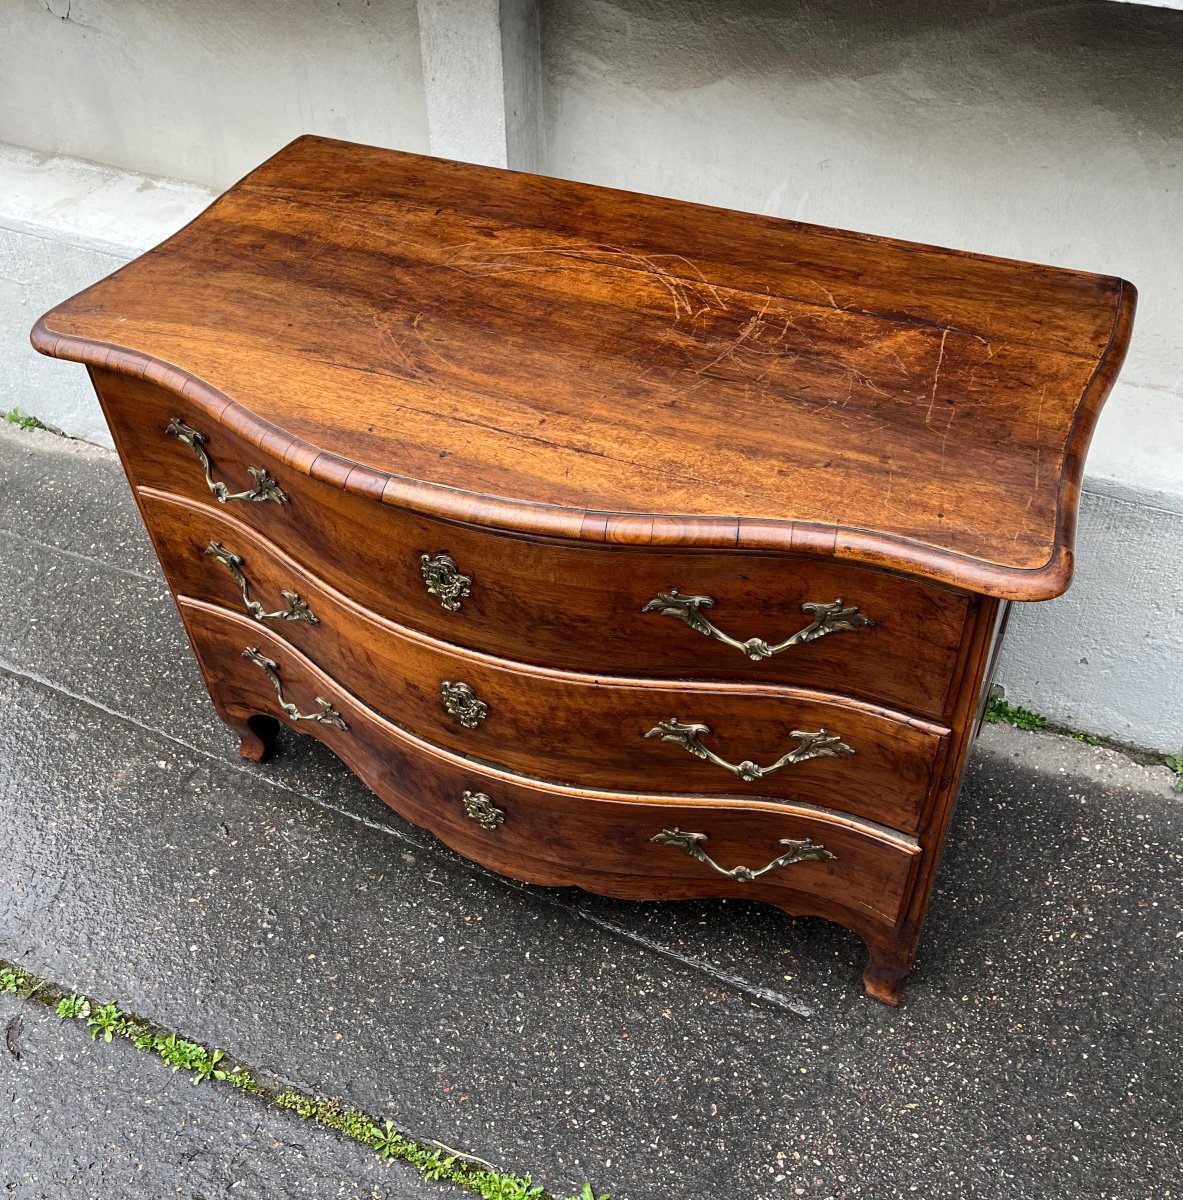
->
(149, 494, 948, 834)
(100, 370, 971, 719)
(181, 600, 922, 934)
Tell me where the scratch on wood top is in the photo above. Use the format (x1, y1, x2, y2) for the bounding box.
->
(925, 328, 951, 427)
(442, 242, 730, 324)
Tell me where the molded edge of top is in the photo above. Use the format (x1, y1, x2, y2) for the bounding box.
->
(31, 276, 1134, 602)
(28, 144, 1137, 604)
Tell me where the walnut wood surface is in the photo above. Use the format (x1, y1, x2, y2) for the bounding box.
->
(143, 490, 949, 833)
(99, 370, 971, 721)
(180, 599, 922, 944)
(32, 136, 1134, 599)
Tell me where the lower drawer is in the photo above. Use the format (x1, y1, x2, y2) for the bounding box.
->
(147, 492, 949, 834)
(180, 600, 923, 936)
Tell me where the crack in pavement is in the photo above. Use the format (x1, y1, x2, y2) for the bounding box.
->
(0, 654, 816, 1019)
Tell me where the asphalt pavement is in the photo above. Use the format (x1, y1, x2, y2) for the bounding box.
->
(1, 423, 1180, 1200)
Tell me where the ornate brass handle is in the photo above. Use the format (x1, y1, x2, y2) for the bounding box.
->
(651, 828, 835, 882)
(642, 591, 873, 661)
(166, 418, 287, 504)
(420, 552, 471, 612)
(644, 718, 853, 782)
(205, 543, 318, 625)
(242, 648, 347, 730)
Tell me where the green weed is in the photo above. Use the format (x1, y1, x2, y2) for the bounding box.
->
(1165, 750, 1183, 792)
(3, 407, 46, 431)
(0, 967, 29, 995)
(55, 994, 89, 1019)
(3, 957, 609, 1199)
(87, 1002, 128, 1042)
(984, 696, 1047, 731)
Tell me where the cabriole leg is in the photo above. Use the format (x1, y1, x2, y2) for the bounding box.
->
(223, 711, 280, 762)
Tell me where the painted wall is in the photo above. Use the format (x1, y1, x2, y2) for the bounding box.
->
(538, 0, 1183, 751)
(0, 145, 215, 445)
(0, 0, 428, 190)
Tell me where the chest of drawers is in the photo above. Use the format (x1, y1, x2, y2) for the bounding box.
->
(32, 136, 1134, 1003)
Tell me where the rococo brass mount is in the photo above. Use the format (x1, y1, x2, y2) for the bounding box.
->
(644, 717, 853, 782)
(166, 418, 287, 505)
(242, 647, 347, 730)
(441, 680, 489, 728)
(205, 542, 318, 625)
(651, 828, 836, 882)
(461, 790, 505, 830)
(420, 552, 472, 612)
(643, 590, 873, 661)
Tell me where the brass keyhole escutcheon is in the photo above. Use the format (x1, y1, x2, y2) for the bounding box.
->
(461, 790, 504, 830)
(441, 680, 488, 728)
(420, 552, 471, 612)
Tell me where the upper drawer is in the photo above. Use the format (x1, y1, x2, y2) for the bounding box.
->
(98, 371, 972, 720)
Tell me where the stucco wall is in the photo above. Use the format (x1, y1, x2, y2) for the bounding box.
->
(539, 0, 1183, 751)
(0, 0, 428, 190)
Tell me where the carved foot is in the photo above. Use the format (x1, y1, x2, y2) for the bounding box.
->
(862, 945, 911, 1006)
(226, 713, 280, 762)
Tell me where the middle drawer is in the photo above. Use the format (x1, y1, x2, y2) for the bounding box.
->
(141, 490, 949, 834)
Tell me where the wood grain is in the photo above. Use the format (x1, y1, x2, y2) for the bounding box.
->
(180, 599, 922, 949)
(144, 492, 950, 833)
(100, 369, 972, 721)
(29, 136, 1134, 1002)
(31, 135, 1135, 599)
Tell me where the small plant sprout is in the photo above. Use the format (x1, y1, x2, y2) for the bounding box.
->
(191, 1047, 226, 1085)
(3, 407, 47, 431)
(984, 696, 1047, 731)
(371, 1119, 408, 1160)
(1164, 748, 1183, 792)
(0, 968, 28, 995)
(55, 994, 90, 1019)
(87, 1003, 127, 1042)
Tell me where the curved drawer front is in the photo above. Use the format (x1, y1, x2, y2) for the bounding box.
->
(101, 370, 971, 719)
(150, 494, 948, 833)
(181, 600, 922, 933)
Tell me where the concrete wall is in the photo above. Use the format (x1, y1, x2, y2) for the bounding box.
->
(0, 0, 427, 190)
(0, 145, 215, 445)
(2, 0, 1179, 750)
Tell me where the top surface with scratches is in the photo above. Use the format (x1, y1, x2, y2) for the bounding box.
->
(31, 135, 1134, 599)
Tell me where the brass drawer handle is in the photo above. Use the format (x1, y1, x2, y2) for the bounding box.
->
(242, 647, 347, 730)
(420, 552, 472, 612)
(652, 828, 835, 882)
(644, 718, 853, 782)
(441, 681, 488, 728)
(205, 542, 318, 625)
(461, 790, 504, 830)
(166, 418, 288, 504)
(643, 591, 873, 661)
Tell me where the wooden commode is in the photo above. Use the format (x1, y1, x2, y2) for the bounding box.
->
(32, 136, 1134, 1002)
